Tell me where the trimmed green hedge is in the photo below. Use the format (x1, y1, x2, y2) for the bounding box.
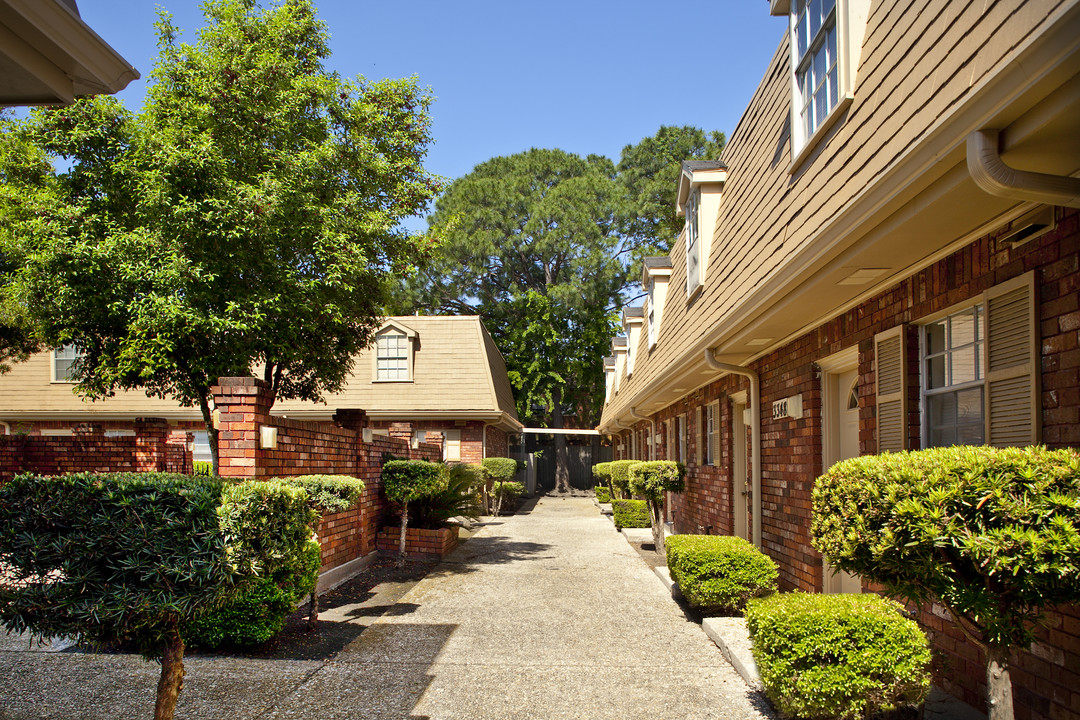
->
(608, 459, 641, 498)
(184, 539, 321, 648)
(595, 486, 611, 503)
(747, 592, 931, 720)
(666, 534, 777, 615)
(592, 461, 613, 483)
(612, 499, 650, 530)
(482, 457, 519, 482)
(627, 460, 685, 501)
(275, 474, 365, 514)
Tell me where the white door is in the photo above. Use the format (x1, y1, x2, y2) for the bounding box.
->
(823, 367, 863, 594)
(732, 400, 749, 541)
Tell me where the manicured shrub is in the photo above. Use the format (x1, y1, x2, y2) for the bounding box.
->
(0, 472, 317, 719)
(482, 457, 518, 482)
(184, 539, 320, 648)
(276, 474, 365, 514)
(592, 461, 613, 497)
(746, 592, 931, 720)
(401, 463, 484, 529)
(612, 499, 650, 530)
(492, 480, 525, 516)
(628, 461, 686, 553)
(666, 534, 777, 615)
(608, 459, 641, 499)
(594, 486, 611, 503)
(812, 445, 1080, 719)
(382, 460, 449, 565)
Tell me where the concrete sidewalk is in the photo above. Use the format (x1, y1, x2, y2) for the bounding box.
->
(0, 496, 776, 720)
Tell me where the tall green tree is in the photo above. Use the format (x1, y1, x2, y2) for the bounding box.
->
(395, 148, 623, 492)
(617, 125, 726, 258)
(0, 0, 440, 472)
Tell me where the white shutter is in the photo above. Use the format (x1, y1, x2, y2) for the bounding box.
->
(984, 271, 1039, 447)
(709, 403, 720, 466)
(695, 406, 703, 466)
(874, 326, 907, 453)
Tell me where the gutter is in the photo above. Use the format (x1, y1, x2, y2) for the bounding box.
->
(967, 128, 1080, 208)
(704, 349, 762, 550)
(628, 406, 655, 461)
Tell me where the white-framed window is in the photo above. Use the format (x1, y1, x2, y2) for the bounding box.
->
(375, 333, 410, 381)
(675, 415, 686, 464)
(52, 344, 83, 383)
(705, 403, 719, 466)
(792, 0, 838, 146)
(647, 286, 656, 348)
(686, 188, 702, 297)
(921, 304, 985, 447)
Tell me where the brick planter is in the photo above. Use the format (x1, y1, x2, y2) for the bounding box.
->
(377, 525, 459, 560)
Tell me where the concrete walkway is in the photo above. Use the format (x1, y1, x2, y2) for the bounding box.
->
(0, 496, 776, 720)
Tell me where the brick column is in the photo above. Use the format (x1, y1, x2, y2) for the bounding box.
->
(134, 418, 169, 472)
(389, 421, 413, 441)
(333, 408, 368, 432)
(419, 431, 444, 461)
(211, 377, 275, 478)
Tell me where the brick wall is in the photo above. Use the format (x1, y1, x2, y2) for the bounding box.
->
(622, 207, 1079, 719)
(0, 419, 192, 483)
(485, 425, 509, 459)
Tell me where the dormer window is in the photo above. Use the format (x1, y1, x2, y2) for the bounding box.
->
(685, 188, 701, 296)
(642, 257, 672, 349)
(373, 321, 418, 382)
(647, 290, 656, 348)
(793, 0, 838, 143)
(774, 0, 870, 165)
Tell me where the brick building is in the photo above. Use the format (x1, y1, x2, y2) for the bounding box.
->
(0, 315, 521, 464)
(598, 2, 1079, 718)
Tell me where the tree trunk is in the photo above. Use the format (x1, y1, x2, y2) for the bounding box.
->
(552, 386, 570, 493)
(307, 591, 319, 631)
(397, 501, 409, 568)
(648, 496, 666, 555)
(197, 395, 220, 477)
(154, 618, 185, 720)
(985, 647, 1015, 720)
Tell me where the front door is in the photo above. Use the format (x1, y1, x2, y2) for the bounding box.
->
(823, 366, 863, 594)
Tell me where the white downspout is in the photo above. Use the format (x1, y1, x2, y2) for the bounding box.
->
(628, 407, 655, 460)
(705, 349, 762, 549)
(967, 129, 1080, 208)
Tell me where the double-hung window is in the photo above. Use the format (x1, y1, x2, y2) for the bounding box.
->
(375, 334, 410, 381)
(52, 344, 82, 383)
(921, 305, 985, 447)
(685, 189, 701, 296)
(792, 0, 839, 146)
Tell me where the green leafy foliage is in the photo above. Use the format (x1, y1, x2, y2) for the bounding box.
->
(665, 534, 778, 615)
(595, 486, 611, 503)
(0, 472, 316, 657)
(0, 0, 441, 471)
(612, 499, 650, 530)
(481, 457, 519, 482)
(398, 463, 484, 529)
(184, 539, 320, 648)
(627, 460, 685, 501)
(746, 592, 932, 720)
(491, 480, 525, 517)
(616, 125, 726, 258)
(274, 474, 365, 515)
(811, 446, 1080, 651)
(382, 460, 449, 505)
(608, 460, 641, 498)
(592, 461, 613, 482)
(192, 461, 213, 477)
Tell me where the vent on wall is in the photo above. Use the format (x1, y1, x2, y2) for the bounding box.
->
(1000, 206, 1055, 248)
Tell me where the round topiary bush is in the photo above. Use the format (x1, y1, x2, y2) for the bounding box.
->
(665, 534, 777, 615)
(746, 592, 932, 720)
(382, 460, 449, 565)
(608, 459, 641, 499)
(481, 457, 519, 482)
(594, 486, 611, 503)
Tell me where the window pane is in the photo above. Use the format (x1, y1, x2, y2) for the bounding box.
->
(796, 12, 808, 59)
(828, 66, 838, 109)
(931, 427, 956, 447)
(925, 321, 946, 355)
(950, 346, 977, 385)
(809, 0, 822, 38)
(814, 87, 828, 131)
(956, 387, 984, 425)
(813, 45, 827, 92)
(823, 0, 836, 15)
(926, 355, 946, 389)
(930, 393, 956, 427)
(957, 422, 985, 445)
(951, 311, 975, 347)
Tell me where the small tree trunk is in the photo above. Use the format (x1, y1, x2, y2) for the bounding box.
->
(198, 395, 220, 477)
(648, 497, 666, 555)
(397, 501, 409, 568)
(552, 387, 571, 493)
(154, 618, 185, 720)
(986, 647, 1015, 720)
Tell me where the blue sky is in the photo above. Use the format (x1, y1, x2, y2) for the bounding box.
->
(78, 1, 784, 223)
